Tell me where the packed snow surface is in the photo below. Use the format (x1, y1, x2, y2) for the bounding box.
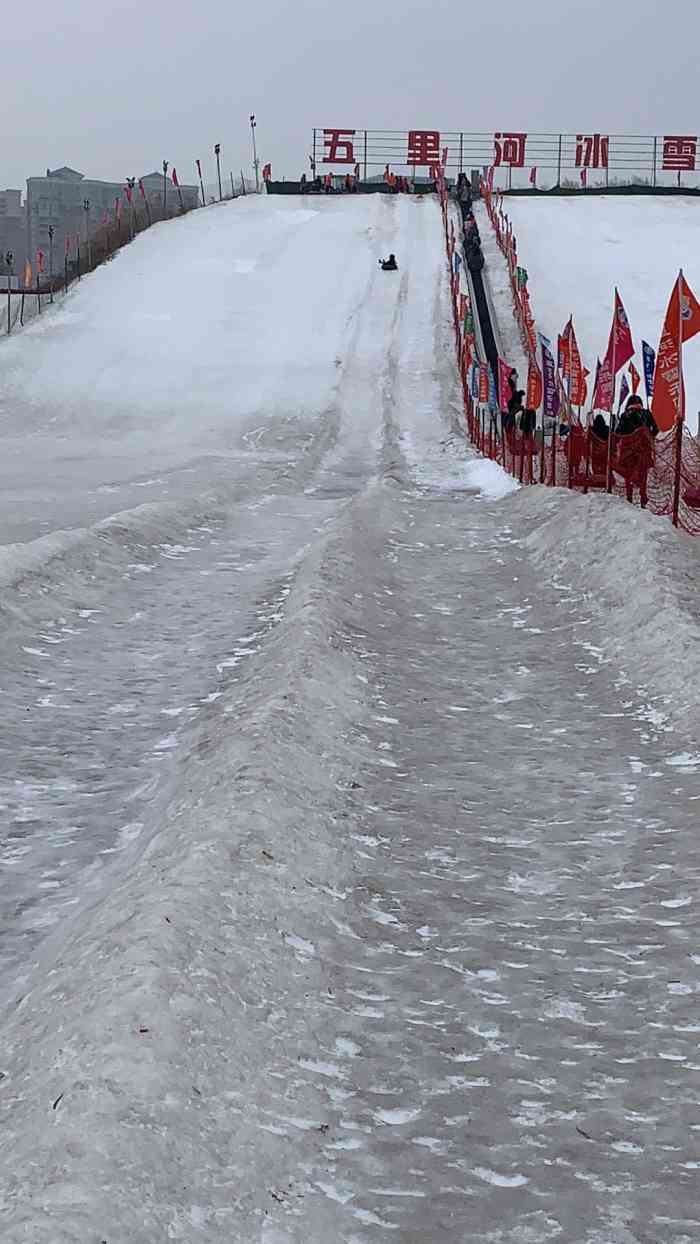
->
(489, 195, 700, 431)
(0, 193, 699, 1242)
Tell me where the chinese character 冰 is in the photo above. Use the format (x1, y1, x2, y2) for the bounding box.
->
(494, 132, 527, 168)
(575, 134, 609, 169)
(662, 135, 697, 171)
(407, 131, 441, 166)
(322, 129, 356, 164)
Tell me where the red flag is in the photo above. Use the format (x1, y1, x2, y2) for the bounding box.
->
(678, 269, 700, 343)
(64, 235, 71, 255)
(171, 167, 179, 186)
(652, 271, 700, 432)
(629, 361, 641, 394)
(478, 362, 490, 403)
(498, 358, 513, 413)
(36, 249, 45, 274)
(580, 168, 587, 187)
(595, 353, 615, 411)
(581, 366, 590, 408)
(529, 166, 537, 187)
(604, 289, 634, 376)
(558, 321, 571, 378)
(138, 179, 146, 199)
(526, 356, 543, 410)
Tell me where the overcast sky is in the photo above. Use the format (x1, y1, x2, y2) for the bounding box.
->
(4, 0, 698, 191)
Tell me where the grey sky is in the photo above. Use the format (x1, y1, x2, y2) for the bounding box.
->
(5, 0, 698, 190)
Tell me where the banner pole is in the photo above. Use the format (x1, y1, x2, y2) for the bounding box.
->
(606, 289, 617, 492)
(672, 270, 685, 527)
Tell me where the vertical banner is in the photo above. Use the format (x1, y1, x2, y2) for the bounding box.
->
(498, 358, 513, 412)
(642, 341, 656, 405)
(478, 362, 490, 403)
(526, 356, 543, 410)
(540, 335, 560, 420)
(651, 270, 700, 431)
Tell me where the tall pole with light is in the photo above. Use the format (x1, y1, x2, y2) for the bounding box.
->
(214, 143, 222, 201)
(5, 250, 13, 333)
(162, 161, 169, 218)
(250, 114, 260, 192)
(83, 199, 91, 269)
(48, 226, 54, 302)
(126, 176, 136, 238)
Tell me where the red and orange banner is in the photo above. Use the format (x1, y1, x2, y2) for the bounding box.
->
(652, 270, 700, 431)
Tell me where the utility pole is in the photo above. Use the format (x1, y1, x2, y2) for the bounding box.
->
(230, 171, 235, 198)
(162, 160, 169, 218)
(48, 226, 54, 302)
(196, 159, 205, 207)
(250, 114, 260, 192)
(214, 143, 222, 201)
(83, 199, 92, 269)
(5, 250, 13, 333)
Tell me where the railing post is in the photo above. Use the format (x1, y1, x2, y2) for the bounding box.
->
(672, 418, 684, 527)
(364, 130, 368, 181)
(557, 134, 562, 188)
(550, 419, 558, 485)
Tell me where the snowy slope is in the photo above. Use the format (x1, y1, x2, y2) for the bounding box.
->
(488, 195, 700, 431)
(0, 195, 407, 542)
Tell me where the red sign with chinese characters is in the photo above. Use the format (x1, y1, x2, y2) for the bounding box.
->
(322, 129, 356, 164)
(494, 132, 527, 168)
(575, 134, 609, 169)
(662, 135, 697, 171)
(407, 131, 441, 166)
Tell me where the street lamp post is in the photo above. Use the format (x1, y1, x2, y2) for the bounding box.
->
(5, 250, 13, 333)
(83, 199, 92, 269)
(214, 143, 222, 202)
(48, 226, 54, 302)
(162, 161, 168, 218)
(126, 176, 136, 237)
(250, 114, 260, 192)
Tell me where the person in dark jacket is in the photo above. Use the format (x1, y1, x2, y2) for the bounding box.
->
(616, 394, 644, 437)
(591, 413, 609, 440)
(520, 408, 537, 437)
(380, 254, 398, 271)
(508, 389, 525, 419)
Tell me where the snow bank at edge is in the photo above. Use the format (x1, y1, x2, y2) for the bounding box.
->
(513, 486, 700, 736)
(463, 457, 520, 500)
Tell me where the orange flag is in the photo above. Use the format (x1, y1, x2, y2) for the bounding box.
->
(652, 270, 700, 432)
(24, 260, 33, 289)
(568, 321, 586, 406)
(629, 362, 641, 395)
(526, 355, 543, 410)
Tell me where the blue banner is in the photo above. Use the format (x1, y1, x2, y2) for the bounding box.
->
(488, 366, 498, 413)
(642, 340, 656, 406)
(470, 363, 479, 400)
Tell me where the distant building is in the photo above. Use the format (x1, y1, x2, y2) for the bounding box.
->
(26, 166, 200, 277)
(0, 189, 27, 284)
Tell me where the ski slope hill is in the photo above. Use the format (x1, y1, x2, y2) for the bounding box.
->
(0, 193, 441, 543)
(488, 195, 700, 432)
